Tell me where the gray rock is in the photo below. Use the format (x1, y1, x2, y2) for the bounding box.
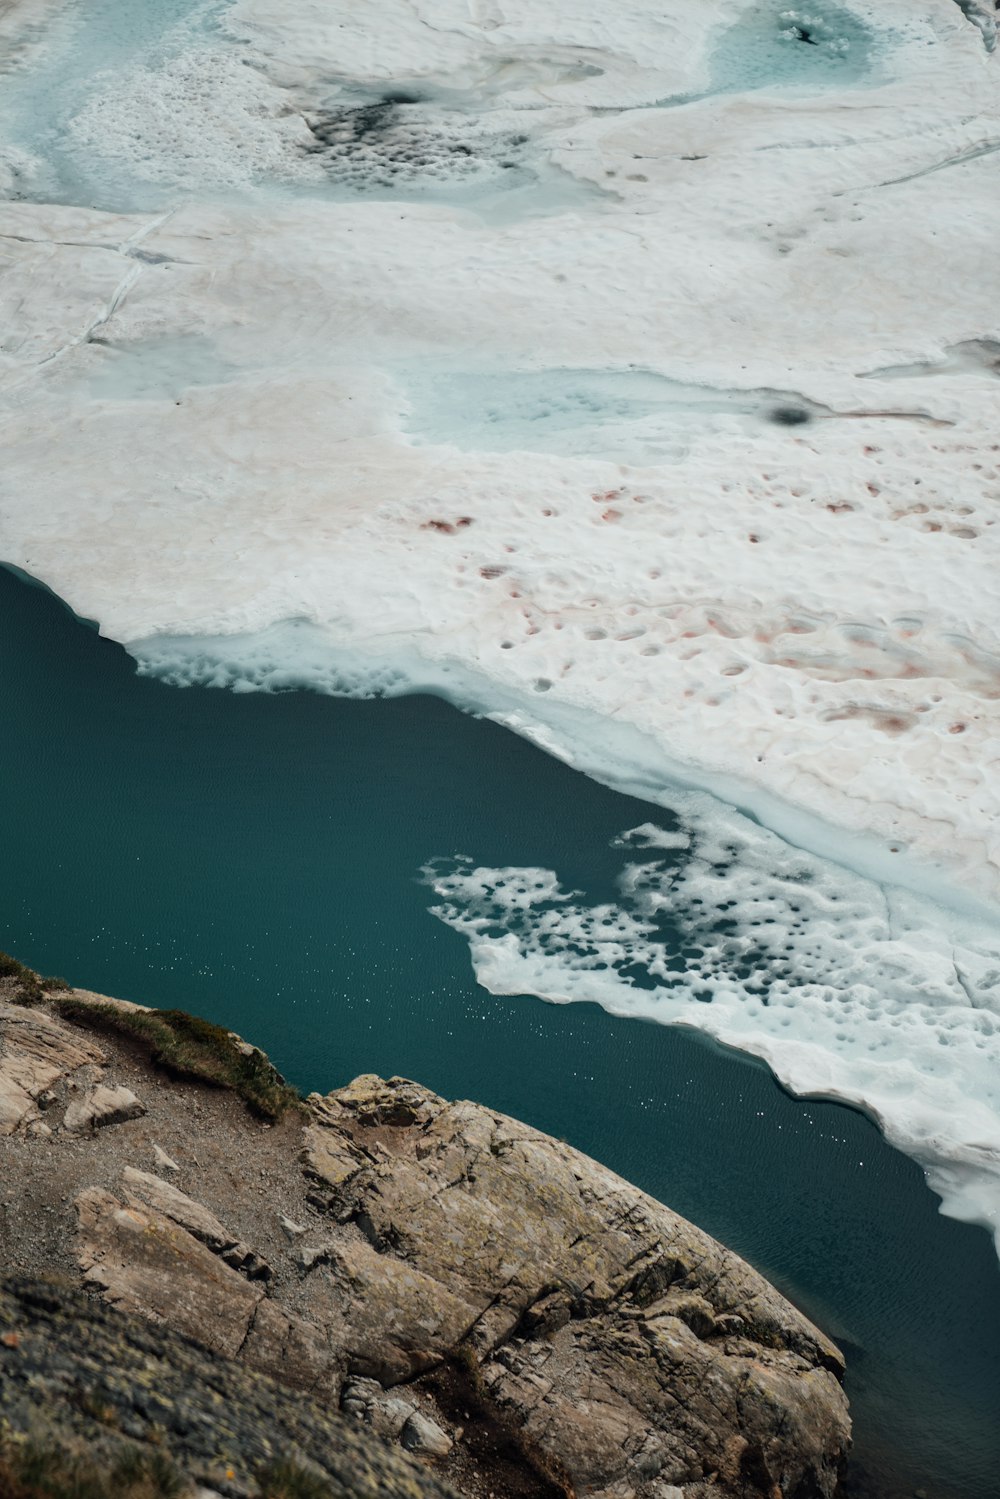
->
(75, 1186, 265, 1361)
(25, 1013, 848, 1499)
(400, 1411, 453, 1458)
(64, 1084, 145, 1132)
(296, 1240, 335, 1272)
(302, 1075, 850, 1499)
(221, 1243, 274, 1282)
(121, 1167, 233, 1249)
(340, 1376, 378, 1419)
(341, 1377, 417, 1440)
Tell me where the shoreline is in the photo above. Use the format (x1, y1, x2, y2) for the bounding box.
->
(0, 969, 851, 1499)
(127, 615, 1000, 924)
(3, 557, 999, 1256)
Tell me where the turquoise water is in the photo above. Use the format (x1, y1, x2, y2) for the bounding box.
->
(708, 1, 877, 94)
(0, 0, 880, 214)
(1, 566, 998, 1499)
(397, 366, 817, 460)
(0, 0, 219, 207)
(640, 0, 879, 112)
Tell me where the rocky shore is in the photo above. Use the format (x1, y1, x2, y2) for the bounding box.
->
(0, 965, 851, 1499)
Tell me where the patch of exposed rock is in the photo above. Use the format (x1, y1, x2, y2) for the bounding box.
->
(0, 993, 851, 1499)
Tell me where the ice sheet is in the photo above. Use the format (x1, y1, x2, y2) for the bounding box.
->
(1, 0, 999, 1240)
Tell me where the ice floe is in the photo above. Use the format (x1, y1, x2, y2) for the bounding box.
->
(1, 0, 998, 1240)
(424, 796, 1000, 1252)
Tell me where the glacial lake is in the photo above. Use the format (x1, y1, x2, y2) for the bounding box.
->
(1, 565, 998, 1499)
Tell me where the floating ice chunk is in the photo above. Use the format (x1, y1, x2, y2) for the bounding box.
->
(614, 823, 691, 852)
(424, 792, 1000, 1251)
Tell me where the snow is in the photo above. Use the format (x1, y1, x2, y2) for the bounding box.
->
(1, 0, 998, 1241)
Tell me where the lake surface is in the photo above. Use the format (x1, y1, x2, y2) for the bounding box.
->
(1, 564, 997, 1499)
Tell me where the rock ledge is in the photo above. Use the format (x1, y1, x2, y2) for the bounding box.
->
(0, 990, 850, 1499)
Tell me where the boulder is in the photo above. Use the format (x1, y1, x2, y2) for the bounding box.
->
(64, 1084, 145, 1132)
(75, 1186, 264, 1360)
(0, 1276, 457, 1499)
(0, 1001, 104, 1133)
(400, 1411, 453, 1459)
(121, 1167, 233, 1248)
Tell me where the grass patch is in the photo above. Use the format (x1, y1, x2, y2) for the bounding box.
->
(0, 950, 301, 1120)
(53, 1000, 302, 1123)
(0, 952, 43, 1007)
(0, 954, 74, 1007)
(0, 1438, 185, 1499)
(257, 1459, 333, 1499)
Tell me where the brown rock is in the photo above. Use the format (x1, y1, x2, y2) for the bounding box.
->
(0, 1001, 104, 1133)
(299, 1076, 850, 1499)
(75, 1186, 263, 1359)
(5, 987, 848, 1499)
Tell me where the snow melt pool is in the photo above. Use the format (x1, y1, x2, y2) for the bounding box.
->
(395, 366, 832, 462)
(705, 1, 878, 96)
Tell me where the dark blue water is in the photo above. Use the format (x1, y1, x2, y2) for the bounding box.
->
(1, 565, 998, 1499)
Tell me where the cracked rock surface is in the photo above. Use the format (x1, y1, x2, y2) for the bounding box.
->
(0, 994, 850, 1499)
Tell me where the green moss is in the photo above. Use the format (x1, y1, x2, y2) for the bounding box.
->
(0, 949, 300, 1119)
(53, 1000, 303, 1123)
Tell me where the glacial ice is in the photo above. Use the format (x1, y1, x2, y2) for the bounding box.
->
(1, 0, 999, 1244)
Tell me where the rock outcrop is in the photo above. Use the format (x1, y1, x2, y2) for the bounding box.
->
(0, 999, 104, 1133)
(0, 991, 851, 1499)
(0, 1276, 457, 1499)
